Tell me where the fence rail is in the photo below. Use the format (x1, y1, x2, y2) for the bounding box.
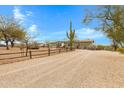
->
(0, 51, 25, 55)
(0, 48, 74, 64)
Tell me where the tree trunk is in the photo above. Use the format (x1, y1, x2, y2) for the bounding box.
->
(10, 41, 14, 48)
(25, 42, 28, 56)
(3, 33, 9, 50)
(113, 45, 117, 51)
(112, 40, 118, 51)
(5, 41, 9, 50)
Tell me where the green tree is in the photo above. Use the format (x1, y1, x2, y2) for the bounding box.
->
(0, 15, 26, 49)
(0, 15, 12, 50)
(7, 24, 26, 48)
(66, 21, 75, 50)
(83, 6, 124, 50)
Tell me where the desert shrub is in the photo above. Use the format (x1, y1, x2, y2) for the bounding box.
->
(117, 48, 124, 54)
(87, 45, 97, 50)
(104, 46, 113, 51)
(18, 43, 26, 48)
(29, 41, 39, 49)
(96, 45, 105, 50)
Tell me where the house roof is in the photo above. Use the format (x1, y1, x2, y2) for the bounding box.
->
(75, 40, 94, 43)
(49, 40, 94, 44)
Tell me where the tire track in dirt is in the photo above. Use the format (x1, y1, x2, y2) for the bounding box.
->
(25, 51, 91, 87)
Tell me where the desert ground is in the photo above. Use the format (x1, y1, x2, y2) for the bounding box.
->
(0, 49, 124, 87)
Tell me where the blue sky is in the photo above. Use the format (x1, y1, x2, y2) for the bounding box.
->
(0, 5, 111, 45)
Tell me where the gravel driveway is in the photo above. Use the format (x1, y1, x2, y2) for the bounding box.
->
(0, 50, 124, 88)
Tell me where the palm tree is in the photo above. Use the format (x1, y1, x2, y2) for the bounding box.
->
(66, 21, 75, 50)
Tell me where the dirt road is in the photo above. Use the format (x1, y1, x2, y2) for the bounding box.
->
(0, 50, 124, 88)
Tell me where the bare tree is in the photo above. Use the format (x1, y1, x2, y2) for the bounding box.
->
(22, 30, 39, 56)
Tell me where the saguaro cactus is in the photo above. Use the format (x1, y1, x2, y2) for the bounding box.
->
(66, 21, 75, 50)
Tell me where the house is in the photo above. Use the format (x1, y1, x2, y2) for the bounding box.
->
(74, 40, 94, 49)
(48, 40, 94, 49)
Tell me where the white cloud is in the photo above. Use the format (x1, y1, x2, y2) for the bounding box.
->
(13, 6, 38, 34)
(26, 11, 33, 16)
(27, 24, 40, 40)
(47, 28, 105, 40)
(13, 7, 33, 23)
(13, 6, 40, 41)
(28, 24, 37, 32)
(13, 6, 25, 23)
(39, 28, 105, 42)
(76, 28, 105, 39)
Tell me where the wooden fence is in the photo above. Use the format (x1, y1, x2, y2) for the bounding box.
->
(0, 48, 74, 64)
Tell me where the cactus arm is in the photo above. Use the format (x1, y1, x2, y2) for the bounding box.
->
(66, 32, 70, 39)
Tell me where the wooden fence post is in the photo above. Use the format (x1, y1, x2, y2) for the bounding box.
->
(66, 47, 68, 52)
(48, 48, 50, 56)
(29, 51, 32, 59)
(59, 48, 61, 53)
